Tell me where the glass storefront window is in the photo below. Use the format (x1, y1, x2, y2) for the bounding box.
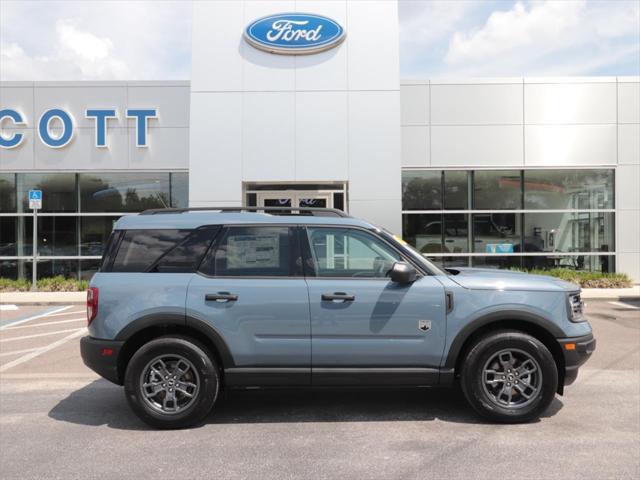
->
(523, 212, 614, 253)
(170, 172, 188, 208)
(472, 256, 523, 270)
(444, 171, 468, 210)
(473, 170, 521, 210)
(20, 216, 78, 256)
(17, 173, 77, 212)
(0, 174, 16, 212)
(402, 213, 443, 253)
(80, 216, 122, 256)
(402, 171, 442, 210)
(0, 217, 17, 256)
(79, 173, 172, 212)
(524, 169, 614, 210)
(444, 214, 469, 253)
(473, 213, 521, 253)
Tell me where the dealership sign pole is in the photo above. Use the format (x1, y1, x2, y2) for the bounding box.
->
(28, 190, 42, 291)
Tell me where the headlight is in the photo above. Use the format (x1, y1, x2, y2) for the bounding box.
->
(567, 292, 585, 322)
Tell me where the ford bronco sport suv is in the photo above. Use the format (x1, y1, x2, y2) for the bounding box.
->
(81, 207, 595, 429)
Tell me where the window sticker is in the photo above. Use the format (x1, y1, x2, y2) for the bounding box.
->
(227, 234, 280, 269)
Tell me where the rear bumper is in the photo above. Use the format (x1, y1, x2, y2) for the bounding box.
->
(80, 336, 125, 385)
(558, 333, 596, 386)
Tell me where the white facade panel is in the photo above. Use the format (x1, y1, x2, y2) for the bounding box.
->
(0, 87, 35, 125)
(190, 0, 244, 92)
(618, 82, 640, 124)
(616, 165, 640, 211)
(34, 86, 127, 129)
(524, 83, 617, 125)
(189, 93, 242, 203)
(129, 127, 189, 170)
(350, 198, 402, 235)
(347, 91, 401, 201)
(617, 253, 640, 282)
(295, 91, 348, 180)
(524, 125, 616, 166)
(619, 124, 640, 165)
(0, 129, 35, 170)
(431, 83, 523, 125)
(127, 86, 190, 128)
(346, 0, 400, 91)
(242, 92, 296, 182)
(617, 210, 640, 253)
(431, 125, 523, 167)
(400, 85, 429, 125)
(401, 126, 429, 166)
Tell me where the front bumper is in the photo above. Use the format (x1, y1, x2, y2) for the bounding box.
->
(80, 336, 125, 385)
(558, 333, 596, 386)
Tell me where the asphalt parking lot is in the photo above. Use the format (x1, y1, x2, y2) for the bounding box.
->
(0, 300, 638, 480)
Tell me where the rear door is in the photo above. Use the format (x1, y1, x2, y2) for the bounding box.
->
(186, 225, 310, 386)
(302, 226, 447, 385)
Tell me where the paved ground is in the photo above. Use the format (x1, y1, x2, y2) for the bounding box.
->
(0, 300, 638, 480)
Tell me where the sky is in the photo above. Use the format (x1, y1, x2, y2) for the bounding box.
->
(0, 0, 638, 81)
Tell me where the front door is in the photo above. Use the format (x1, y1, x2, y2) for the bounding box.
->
(186, 225, 310, 385)
(302, 226, 447, 385)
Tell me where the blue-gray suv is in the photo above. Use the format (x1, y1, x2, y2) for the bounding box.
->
(81, 207, 595, 428)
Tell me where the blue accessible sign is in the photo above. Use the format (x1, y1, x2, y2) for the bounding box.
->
(28, 189, 42, 209)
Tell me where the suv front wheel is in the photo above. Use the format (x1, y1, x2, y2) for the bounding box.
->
(460, 330, 558, 423)
(124, 336, 219, 429)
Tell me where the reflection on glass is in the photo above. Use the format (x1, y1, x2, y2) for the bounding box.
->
(473, 170, 521, 209)
(402, 171, 442, 210)
(79, 173, 171, 212)
(170, 173, 188, 208)
(19, 217, 78, 256)
(472, 213, 521, 253)
(524, 169, 614, 209)
(444, 214, 469, 253)
(17, 173, 77, 212)
(402, 214, 443, 253)
(80, 217, 121, 256)
(0, 174, 16, 212)
(0, 217, 17, 256)
(472, 256, 523, 270)
(444, 171, 468, 209)
(523, 212, 614, 253)
(80, 259, 102, 281)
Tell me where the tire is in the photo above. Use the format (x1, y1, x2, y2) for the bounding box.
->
(124, 336, 219, 429)
(460, 330, 558, 423)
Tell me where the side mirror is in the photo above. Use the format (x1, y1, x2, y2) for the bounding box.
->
(389, 262, 417, 284)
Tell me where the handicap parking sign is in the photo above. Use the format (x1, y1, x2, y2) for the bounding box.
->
(28, 190, 42, 209)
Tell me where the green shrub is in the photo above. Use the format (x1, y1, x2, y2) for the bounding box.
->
(510, 268, 633, 288)
(0, 276, 88, 292)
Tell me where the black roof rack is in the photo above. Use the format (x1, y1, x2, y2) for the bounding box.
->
(139, 206, 350, 218)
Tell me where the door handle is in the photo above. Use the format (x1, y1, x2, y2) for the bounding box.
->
(205, 292, 238, 302)
(321, 292, 355, 302)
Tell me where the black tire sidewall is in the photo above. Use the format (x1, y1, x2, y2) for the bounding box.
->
(124, 336, 219, 429)
(461, 331, 558, 423)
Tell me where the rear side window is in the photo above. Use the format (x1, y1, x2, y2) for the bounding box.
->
(112, 229, 190, 272)
(151, 226, 220, 273)
(202, 226, 293, 277)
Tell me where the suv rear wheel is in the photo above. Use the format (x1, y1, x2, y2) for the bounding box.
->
(124, 336, 219, 429)
(460, 330, 558, 423)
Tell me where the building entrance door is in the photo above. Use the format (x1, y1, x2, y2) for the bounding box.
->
(257, 191, 333, 211)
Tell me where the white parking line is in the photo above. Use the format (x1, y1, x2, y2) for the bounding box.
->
(3, 317, 86, 330)
(0, 347, 40, 358)
(0, 328, 87, 372)
(44, 309, 85, 318)
(0, 305, 19, 311)
(608, 301, 640, 310)
(0, 328, 83, 343)
(0, 305, 71, 330)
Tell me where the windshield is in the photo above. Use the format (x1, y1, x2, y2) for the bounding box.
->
(378, 229, 448, 276)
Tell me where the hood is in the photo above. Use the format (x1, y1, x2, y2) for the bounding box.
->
(446, 267, 579, 292)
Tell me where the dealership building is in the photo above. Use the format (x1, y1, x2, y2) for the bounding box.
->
(1, 1, 639, 282)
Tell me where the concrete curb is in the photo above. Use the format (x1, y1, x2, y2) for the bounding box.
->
(1, 286, 638, 305)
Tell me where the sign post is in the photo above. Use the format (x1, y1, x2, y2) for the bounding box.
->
(28, 190, 42, 291)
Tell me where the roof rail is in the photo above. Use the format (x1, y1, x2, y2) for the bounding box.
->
(139, 206, 350, 217)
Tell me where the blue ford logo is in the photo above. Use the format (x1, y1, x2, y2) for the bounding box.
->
(244, 13, 345, 55)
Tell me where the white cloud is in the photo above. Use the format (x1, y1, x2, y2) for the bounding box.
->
(0, 1, 192, 81)
(442, 0, 640, 76)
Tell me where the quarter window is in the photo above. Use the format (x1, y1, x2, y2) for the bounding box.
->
(111, 229, 190, 272)
(305, 227, 401, 278)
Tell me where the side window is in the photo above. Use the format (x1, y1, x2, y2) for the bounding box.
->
(151, 226, 220, 273)
(207, 226, 293, 277)
(305, 227, 401, 278)
(111, 229, 190, 272)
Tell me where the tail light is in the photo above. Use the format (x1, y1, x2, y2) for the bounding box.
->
(87, 287, 99, 325)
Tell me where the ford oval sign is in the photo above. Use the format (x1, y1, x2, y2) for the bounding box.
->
(244, 13, 345, 55)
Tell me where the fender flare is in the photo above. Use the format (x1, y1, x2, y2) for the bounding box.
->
(115, 312, 235, 368)
(443, 310, 564, 369)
